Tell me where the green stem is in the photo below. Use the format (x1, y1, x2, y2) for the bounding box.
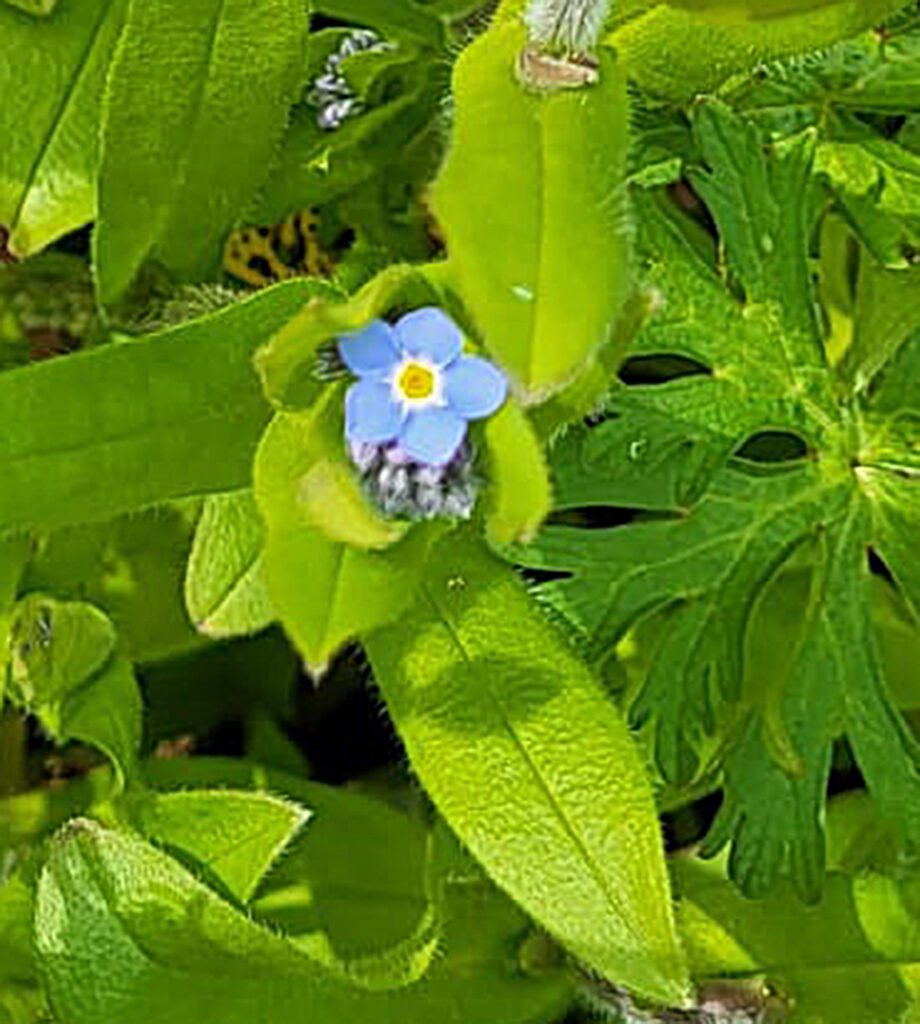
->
(0, 710, 26, 796)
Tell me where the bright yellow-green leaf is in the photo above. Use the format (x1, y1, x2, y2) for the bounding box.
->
(433, 21, 631, 401)
(367, 533, 692, 1006)
(0, 0, 127, 256)
(610, 0, 909, 100)
(482, 402, 550, 544)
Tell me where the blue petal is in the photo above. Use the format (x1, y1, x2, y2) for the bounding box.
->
(338, 320, 399, 377)
(445, 356, 508, 420)
(345, 379, 402, 444)
(399, 407, 467, 466)
(394, 308, 463, 367)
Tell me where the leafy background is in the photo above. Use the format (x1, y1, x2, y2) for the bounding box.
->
(5, 1, 920, 1023)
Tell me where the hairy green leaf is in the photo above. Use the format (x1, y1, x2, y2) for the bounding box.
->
(134, 789, 310, 903)
(254, 391, 439, 669)
(6, 596, 140, 786)
(0, 281, 315, 534)
(0, 0, 127, 255)
(367, 533, 691, 1006)
(610, 0, 909, 100)
(37, 816, 569, 1024)
(433, 21, 631, 401)
(185, 491, 274, 640)
(95, 0, 308, 303)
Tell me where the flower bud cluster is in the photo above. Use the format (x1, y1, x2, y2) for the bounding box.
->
(349, 439, 479, 522)
(308, 29, 392, 132)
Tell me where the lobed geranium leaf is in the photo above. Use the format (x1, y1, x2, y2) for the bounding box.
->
(367, 532, 692, 1006)
(94, 0, 308, 304)
(0, 0, 127, 256)
(515, 99, 920, 899)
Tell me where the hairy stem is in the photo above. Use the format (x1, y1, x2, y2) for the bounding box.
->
(524, 0, 614, 53)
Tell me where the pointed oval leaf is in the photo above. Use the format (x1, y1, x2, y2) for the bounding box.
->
(133, 789, 311, 903)
(366, 534, 691, 1006)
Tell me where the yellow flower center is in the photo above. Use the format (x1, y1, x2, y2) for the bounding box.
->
(398, 362, 436, 401)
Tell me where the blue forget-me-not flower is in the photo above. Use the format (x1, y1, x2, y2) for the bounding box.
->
(338, 307, 507, 467)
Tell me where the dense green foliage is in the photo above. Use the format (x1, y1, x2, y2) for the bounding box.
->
(4, 1, 920, 1022)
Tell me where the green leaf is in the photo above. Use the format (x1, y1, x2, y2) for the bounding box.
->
(844, 261, 920, 393)
(482, 402, 550, 545)
(254, 389, 439, 668)
(141, 755, 570, 1021)
(515, 99, 920, 899)
(185, 491, 274, 640)
(36, 817, 570, 1024)
(0, 0, 127, 255)
(817, 128, 920, 268)
(1, 0, 56, 14)
(309, 0, 444, 46)
(0, 537, 30, 708)
(432, 21, 632, 401)
(255, 265, 437, 411)
(367, 532, 691, 1006)
(689, 103, 821, 345)
(25, 507, 205, 665)
(0, 871, 34, 984)
(133, 789, 310, 903)
(0, 280, 315, 534)
(609, 0, 910, 101)
(6, 596, 140, 786)
(94, 0, 308, 304)
(674, 852, 920, 1024)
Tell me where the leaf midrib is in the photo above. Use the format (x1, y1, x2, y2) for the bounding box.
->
(9, 0, 116, 233)
(420, 580, 655, 961)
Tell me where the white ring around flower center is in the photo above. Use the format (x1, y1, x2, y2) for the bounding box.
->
(390, 356, 445, 411)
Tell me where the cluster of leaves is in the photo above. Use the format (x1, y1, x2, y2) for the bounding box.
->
(4, 1, 920, 1023)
